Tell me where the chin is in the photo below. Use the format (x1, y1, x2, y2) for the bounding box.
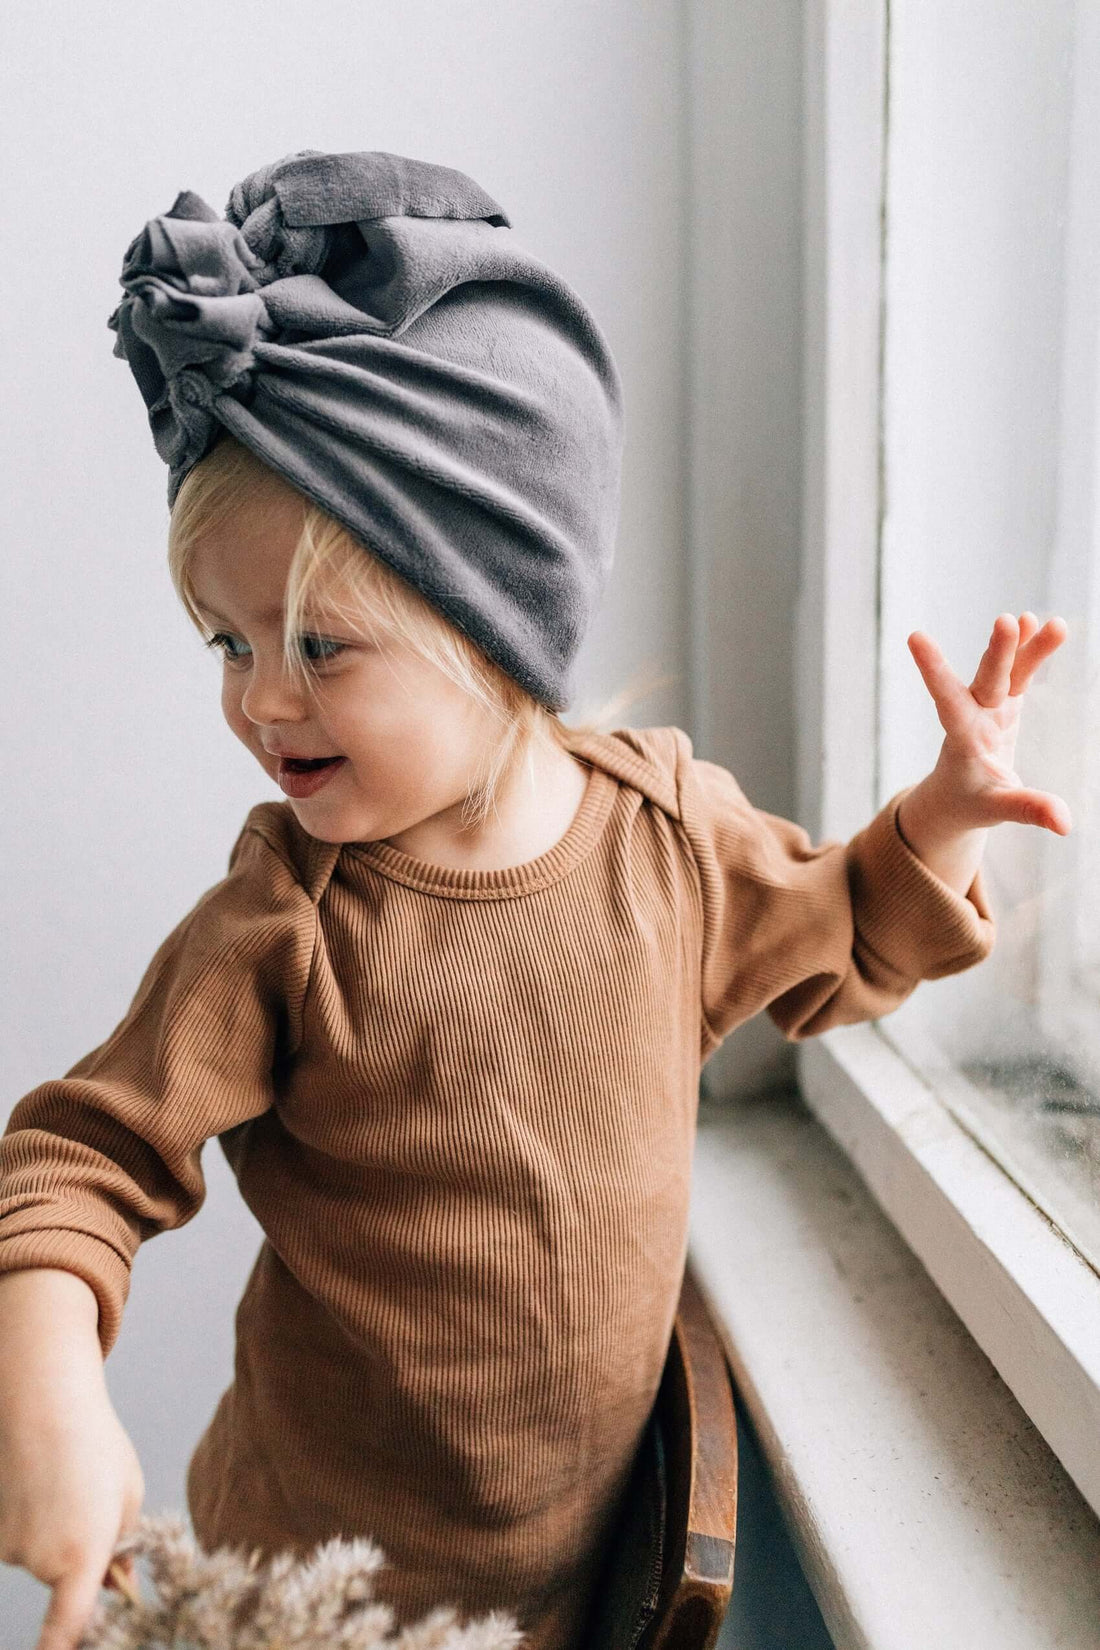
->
(286, 796, 390, 846)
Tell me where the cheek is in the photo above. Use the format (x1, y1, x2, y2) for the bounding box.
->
(319, 664, 491, 790)
(220, 673, 249, 740)
(328, 696, 435, 780)
(377, 694, 493, 786)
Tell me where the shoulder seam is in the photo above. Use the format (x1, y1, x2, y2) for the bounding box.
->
(238, 812, 341, 908)
(232, 819, 324, 1059)
(670, 747, 725, 1056)
(237, 819, 303, 883)
(566, 726, 685, 819)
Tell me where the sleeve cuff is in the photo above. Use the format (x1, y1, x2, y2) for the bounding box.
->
(846, 788, 996, 981)
(0, 1229, 131, 1359)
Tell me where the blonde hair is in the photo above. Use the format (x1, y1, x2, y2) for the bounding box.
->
(167, 433, 576, 826)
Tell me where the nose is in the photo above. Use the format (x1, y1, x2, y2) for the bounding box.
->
(238, 651, 309, 728)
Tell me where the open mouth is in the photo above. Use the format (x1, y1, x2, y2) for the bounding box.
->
(281, 755, 343, 772)
(275, 754, 348, 799)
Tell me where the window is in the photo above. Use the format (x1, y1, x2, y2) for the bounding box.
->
(797, 0, 1100, 1518)
(878, 0, 1100, 1274)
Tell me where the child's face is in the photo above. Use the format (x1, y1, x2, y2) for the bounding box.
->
(188, 485, 504, 847)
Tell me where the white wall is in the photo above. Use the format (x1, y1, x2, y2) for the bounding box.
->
(876, 0, 1079, 1065)
(689, 0, 805, 1098)
(0, 1, 804, 1638)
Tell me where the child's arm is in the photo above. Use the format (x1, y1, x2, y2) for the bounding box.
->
(0, 811, 316, 1647)
(679, 611, 1067, 1050)
(0, 1269, 143, 1650)
(895, 611, 1070, 894)
(0, 814, 317, 1360)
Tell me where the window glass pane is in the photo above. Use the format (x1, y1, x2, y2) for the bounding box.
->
(877, 0, 1100, 1270)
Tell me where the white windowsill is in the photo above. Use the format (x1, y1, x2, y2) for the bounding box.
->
(798, 1023, 1100, 1520)
(689, 1087, 1100, 1650)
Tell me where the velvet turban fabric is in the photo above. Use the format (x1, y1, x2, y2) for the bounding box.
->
(108, 149, 624, 709)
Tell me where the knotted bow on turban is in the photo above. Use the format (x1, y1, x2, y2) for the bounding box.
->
(108, 149, 624, 709)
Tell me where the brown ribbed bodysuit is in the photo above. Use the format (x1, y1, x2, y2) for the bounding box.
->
(0, 727, 994, 1647)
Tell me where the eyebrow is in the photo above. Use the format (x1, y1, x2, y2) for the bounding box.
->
(193, 601, 285, 626)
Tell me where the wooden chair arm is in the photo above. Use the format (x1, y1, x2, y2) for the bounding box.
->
(580, 1264, 738, 1650)
(643, 1264, 738, 1650)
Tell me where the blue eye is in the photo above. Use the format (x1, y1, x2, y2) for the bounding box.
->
(298, 633, 345, 664)
(203, 631, 345, 666)
(205, 631, 251, 662)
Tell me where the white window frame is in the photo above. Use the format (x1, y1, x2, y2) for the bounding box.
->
(1035, 0, 1100, 1099)
(796, 0, 1100, 1520)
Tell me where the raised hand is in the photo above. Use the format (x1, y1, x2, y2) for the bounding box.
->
(906, 611, 1071, 836)
(894, 611, 1070, 898)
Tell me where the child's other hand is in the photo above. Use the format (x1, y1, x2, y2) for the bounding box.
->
(907, 611, 1072, 836)
(0, 1269, 145, 1650)
(0, 1391, 145, 1650)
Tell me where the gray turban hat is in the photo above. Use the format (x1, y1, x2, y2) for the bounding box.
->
(108, 148, 624, 709)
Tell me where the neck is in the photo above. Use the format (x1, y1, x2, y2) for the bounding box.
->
(384, 735, 590, 871)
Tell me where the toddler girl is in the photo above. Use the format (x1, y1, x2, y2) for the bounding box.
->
(0, 149, 1069, 1650)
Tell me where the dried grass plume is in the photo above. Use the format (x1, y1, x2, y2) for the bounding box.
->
(77, 1513, 524, 1650)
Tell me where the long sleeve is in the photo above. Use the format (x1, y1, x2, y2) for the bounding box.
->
(677, 753, 995, 1054)
(0, 815, 318, 1357)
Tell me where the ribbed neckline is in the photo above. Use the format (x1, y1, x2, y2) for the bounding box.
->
(341, 758, 618, 900)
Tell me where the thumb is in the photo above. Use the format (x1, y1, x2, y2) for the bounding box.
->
(104, 1552, 141, 1604)
(980, 786, 1072, 834)
(33, 1563, 109, 1650)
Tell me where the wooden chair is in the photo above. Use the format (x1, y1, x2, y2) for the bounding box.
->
(582, 1264, 738, 1650)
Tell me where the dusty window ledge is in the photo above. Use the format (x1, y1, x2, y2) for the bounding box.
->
(689, 1088, 1100, 1650)
(799, 1023, 1100, 1517)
